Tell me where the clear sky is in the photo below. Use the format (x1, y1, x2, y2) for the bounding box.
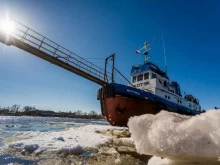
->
(0, 0, 219, 112)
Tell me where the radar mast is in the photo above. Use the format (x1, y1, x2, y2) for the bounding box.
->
(136, 39, 155, 63)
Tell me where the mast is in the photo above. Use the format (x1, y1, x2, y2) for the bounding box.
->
(136, 39, 154, 63)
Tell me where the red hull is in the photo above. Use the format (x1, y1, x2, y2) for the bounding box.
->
(100, 95, 161, 126)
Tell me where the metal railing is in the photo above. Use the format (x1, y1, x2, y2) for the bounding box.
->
(9, 20, 112, 83)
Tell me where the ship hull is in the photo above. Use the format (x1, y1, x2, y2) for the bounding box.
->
(100, 95, 161, 126)
(98, 83, 199, 127)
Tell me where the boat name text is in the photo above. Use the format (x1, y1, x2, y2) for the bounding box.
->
(127, 89, 140, 95)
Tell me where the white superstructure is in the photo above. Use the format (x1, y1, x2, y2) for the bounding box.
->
(131, 40, 201, 112)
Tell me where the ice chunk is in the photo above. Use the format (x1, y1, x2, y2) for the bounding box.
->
(54, 137, 65, 142)
(128, 110, 220, 161)
(9, 143, 39, 154)
(24, 144, 39, 153)
(148, 156, 220, 165)
(58, 145, 84, 155)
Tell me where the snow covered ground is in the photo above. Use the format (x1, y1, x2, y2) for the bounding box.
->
(128, 110, 220, 165)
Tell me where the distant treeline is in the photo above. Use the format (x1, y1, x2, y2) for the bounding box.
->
(0, 104, 104, 119)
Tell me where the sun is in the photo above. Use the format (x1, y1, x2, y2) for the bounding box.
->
(0, 19, 15, 34)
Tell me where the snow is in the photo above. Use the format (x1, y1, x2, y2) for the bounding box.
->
(128, 110, 220, 163)
(147, 156, 220, 165)
(8, 125, 125, 155)
(5, 109, 220, 164)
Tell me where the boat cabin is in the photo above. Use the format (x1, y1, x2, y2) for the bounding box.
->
(130, 62, 201, 112)
(131, 62, 169, 93)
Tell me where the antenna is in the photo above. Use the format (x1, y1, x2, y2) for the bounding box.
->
(136, 38, 155, 63)
(162, 33, 167, 73)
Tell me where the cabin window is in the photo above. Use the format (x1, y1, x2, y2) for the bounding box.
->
(165, 95, 167, 99)
(132, 76, 136, 83)
(164, 81, 167, 87)
(152, 73, 157, 79)
(137, 74, 143, 81)
(168, 96, 170, 99)
(159, 79, 162, 84)
(144, 73, 149, 79)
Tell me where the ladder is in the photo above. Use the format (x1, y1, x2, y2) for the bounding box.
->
(0, 20, 113, 86)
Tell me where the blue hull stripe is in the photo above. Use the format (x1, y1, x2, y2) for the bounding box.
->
(108, 83, 200, 115)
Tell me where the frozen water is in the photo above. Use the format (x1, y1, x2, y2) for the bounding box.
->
(8, 125, 124, 155)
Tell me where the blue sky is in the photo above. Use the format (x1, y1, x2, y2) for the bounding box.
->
(0, 0, 219, 112)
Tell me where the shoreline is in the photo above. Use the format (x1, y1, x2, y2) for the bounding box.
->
(0, 113, 105, 120)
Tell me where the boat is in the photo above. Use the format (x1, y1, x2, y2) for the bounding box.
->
(0, 20, 202, 127)
(97, 41, 202, 126)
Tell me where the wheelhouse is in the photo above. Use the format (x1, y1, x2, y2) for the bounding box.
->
(130, 62, 201, 112)
(131, 62, 168, 92)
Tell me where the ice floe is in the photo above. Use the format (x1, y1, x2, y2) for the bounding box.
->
(6, 125, 132, 156)
(128, 110, 220, 164)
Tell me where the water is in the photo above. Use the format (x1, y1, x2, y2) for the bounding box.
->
(0, 116, 108, 138)
(0, 116, 109, 165)
(0, 154, 35, 165)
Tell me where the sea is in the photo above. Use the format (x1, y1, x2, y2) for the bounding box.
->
(0, 116, 109, 165)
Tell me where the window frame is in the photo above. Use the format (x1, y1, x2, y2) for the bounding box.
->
(144, 72, 149, 80)
(152, 73, 157, 79)
(132, 76, 137, 83)
(137, 74, 143, 81)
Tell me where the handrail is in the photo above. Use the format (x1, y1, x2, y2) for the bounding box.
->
(0, 19, 114, 85)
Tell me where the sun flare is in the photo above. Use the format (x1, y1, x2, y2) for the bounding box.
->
(0, 19, 15, 34)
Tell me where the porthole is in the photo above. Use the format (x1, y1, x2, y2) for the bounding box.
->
(168, 96, 170, 99)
